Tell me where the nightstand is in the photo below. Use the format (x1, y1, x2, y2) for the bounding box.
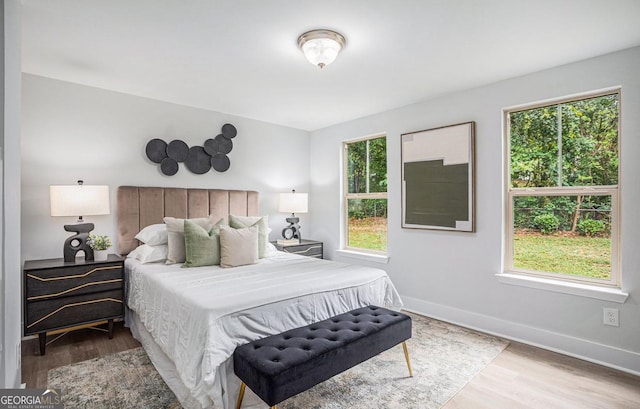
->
(271, 239, 323, 259)
(23, 254, 125, 356)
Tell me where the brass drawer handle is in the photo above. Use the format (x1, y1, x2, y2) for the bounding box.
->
(27, 265, 121, 282)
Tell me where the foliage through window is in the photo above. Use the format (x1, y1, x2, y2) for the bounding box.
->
(344, 135, 387, 252)
(506, 91, 620, 286)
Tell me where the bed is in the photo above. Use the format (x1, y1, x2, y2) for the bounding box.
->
(117, 186, 403, 409)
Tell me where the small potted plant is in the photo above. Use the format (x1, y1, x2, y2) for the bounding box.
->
(88, 233, 112, 261)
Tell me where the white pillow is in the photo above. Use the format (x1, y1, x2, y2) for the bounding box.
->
(265, 242, 278, 257)
(134, 224, 168, 246)
(219, 225, 259, 268)
(127, 244, 168, 264)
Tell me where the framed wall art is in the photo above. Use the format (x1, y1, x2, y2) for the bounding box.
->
(401, 121, 475, 232)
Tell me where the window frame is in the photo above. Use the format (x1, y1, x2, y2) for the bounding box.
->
(503, 88, 622, 288)
(342, 133, 388, 255)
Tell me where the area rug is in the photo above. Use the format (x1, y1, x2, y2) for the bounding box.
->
(47, 345, 181, 409)
(48, 313, 508, 409)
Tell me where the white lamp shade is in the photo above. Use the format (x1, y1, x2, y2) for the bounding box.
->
(279, 192, 308, 214)
(50, 185, 110, 217)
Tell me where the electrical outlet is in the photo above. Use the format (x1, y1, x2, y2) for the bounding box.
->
(603, 308, 619, 327)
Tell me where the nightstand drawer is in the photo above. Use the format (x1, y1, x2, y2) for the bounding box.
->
(25, 289, 124, 334)
(280, 244, 323, 258)
(26, 263, 123, 301)
(23, 255, 125, 355)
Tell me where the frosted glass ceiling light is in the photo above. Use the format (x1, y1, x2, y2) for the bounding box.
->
(298, 29, 346, 69)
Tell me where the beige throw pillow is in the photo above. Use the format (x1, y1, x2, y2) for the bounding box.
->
(164, 215, 218, 264)
(229, 215, 269, 258)
(219, 225, 259, 268)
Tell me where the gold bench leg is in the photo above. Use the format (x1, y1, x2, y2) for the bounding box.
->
(236, 381, 278, 409)
(235, 382, 246, 409)
(402, 341, 414, 377)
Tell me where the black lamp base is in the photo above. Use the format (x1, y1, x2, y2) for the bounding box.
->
(63, 223, 95, 262)
(282, 216, 302, 241)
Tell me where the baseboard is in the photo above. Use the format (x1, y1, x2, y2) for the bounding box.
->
(402, 295, 640, 376)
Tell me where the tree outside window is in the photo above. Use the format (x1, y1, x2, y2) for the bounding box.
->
(506, 91, 620, 286)
(344, 135, 387, 252)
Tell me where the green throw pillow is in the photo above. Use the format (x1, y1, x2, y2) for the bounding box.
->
(229, 215, 269, 258)
(183, 218, 226, 267)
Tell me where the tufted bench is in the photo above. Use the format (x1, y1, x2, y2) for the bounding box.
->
(233, 305, 413, 409)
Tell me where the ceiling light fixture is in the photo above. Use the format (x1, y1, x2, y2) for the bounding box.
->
(297, 29, 346, 69)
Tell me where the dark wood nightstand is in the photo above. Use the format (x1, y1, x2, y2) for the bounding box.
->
(23, 254, 125, 356)
(271, 239, 323, 259)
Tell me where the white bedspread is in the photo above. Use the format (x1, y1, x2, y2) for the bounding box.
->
(126, 252, 402, 408)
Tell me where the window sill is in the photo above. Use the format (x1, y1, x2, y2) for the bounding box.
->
(336, 249, 389, 264)
(496, 272, 628, 303)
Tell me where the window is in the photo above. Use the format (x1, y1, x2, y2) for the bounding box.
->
(505, 90, 620, 287)
(343, 135, 387, 253)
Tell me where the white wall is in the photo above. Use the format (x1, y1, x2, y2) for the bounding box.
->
(19, 46, 640, 374)
(21, 74, 310, 261)
(309, 47, 640, 373)
(2, 0, 22, 388)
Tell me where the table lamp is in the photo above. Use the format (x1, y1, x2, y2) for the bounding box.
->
(279, 189, 308, 241)
(50, 180, 110, 262)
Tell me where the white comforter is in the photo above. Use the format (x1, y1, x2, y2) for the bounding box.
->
(126, 252, 402, 408)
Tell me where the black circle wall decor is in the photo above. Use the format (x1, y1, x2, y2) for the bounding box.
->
(185, 146, 212, 174)
(204, 134, 233, 155)
(211, 153, 230, 172)
(160, 157, 179, 176)
(144, 122, 236, 175)
(221, 123, 237, 139)
(146, 139, 168, 163)
(167, 139, 189, 162)
(217, 134, 233, 154)
(203, 138, 217, 156)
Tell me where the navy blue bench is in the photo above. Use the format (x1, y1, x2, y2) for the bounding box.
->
(233, 305, 413, 409)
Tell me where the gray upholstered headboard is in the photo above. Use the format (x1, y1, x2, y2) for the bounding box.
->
(116, 186, 259, 255)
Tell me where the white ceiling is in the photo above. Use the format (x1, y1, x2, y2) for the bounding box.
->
(21, 0, 640, 131)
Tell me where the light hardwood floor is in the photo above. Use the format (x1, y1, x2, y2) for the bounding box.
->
(443, 342, 640, 409)
(22, 321, 640, 408)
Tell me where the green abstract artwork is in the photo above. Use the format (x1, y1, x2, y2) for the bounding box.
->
(401, 122, 475, 232)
